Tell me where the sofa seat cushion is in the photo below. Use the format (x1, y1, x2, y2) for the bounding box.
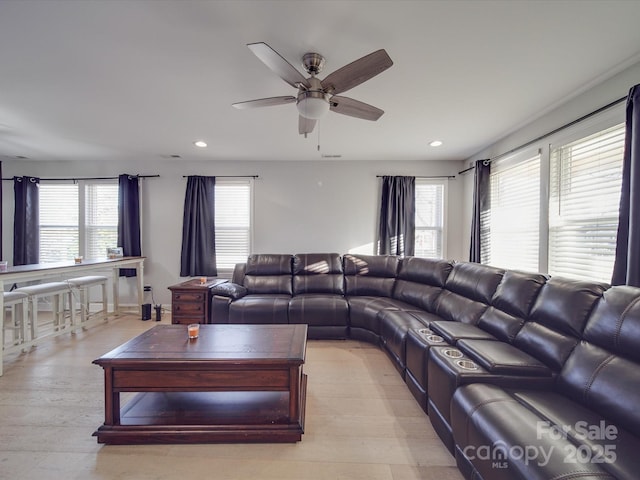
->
(457, 339, 553, 377)
(288, 294, 349, 326)
(378, 310, 436, 371)
(452, 383, 635, 480)
(429, 321, 498, 344)
(228, 294, 290, 324)
(347, 296, 414, 334)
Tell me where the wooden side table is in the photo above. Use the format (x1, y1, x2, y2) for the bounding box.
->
(168, 278, 226, 325)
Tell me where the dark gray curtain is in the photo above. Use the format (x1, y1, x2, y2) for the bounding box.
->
(612, 83, 640, 286)
(117, 174, 141, 277)
(13, 176, 40, 266)
(377, 176, 415, 256)
(180, 176, 217, 277)
(469, 159, 491, 263)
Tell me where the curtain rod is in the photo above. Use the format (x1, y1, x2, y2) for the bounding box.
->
(458, 94, 627, 175)
(2, 174, 160, 181)
(181, 175, 259, 178)
(376, 175, 455, 179)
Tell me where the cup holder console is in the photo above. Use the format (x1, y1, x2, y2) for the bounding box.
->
(417, 328, 433, 336)
(443, 349, 463, 359)
(456, 359, 479, 370)
(427, 334, 444, 343)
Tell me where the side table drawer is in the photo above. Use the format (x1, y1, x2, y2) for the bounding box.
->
(172, 292, 206, 303)
(173, 302, 204, 315)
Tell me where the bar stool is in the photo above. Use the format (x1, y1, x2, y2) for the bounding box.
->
(67, 275, 109, 326)
(14, 282, 75, 342)
(3, 291, 29, 349)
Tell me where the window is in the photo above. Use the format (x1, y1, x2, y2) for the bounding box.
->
(214, 178, 253, 271)
(39, 181, 118, 263)
(486, 151, 541, 272)
(548, 123, 624, 282)
(414, 179, 446, 259)
(480, 106, 625, 283)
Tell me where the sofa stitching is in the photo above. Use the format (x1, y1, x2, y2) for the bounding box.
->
(613, 294, 640, 351)
(582, 354, 615, 404)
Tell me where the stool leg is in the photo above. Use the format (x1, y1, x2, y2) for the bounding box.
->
(101, 282, 108, 319)
(29, 297, 38, 342)
(19, 298, 28, 350)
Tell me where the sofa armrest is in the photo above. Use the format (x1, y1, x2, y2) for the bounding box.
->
(210, 282, 248, 300)
(457, 339, 553, 377)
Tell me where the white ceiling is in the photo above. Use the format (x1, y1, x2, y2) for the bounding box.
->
(1, 0, 640, 163)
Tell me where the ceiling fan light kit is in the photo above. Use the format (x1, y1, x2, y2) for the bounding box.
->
(232, 42, 393, 135)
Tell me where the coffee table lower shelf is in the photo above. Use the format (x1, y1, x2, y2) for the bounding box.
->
(94, 375, 307, 445)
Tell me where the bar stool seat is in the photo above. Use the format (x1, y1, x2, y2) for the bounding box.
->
(14, 282, 74, 342)
(3, 291, 29, 349)
(67, 275, 109, 326)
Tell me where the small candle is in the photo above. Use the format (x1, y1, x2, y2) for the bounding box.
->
(74, 256, 83, 264)
(188, 323, 199, 339)
(199, 277, 207, 285)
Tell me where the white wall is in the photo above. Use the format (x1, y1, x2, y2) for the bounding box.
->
(2, 158, 465, 305)
(460, 60, 640, 258)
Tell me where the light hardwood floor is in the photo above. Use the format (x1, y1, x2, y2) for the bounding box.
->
(0, 314, 463, 480)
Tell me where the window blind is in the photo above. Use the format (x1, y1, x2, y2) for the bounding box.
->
(549, 123, 624, 282)
(414, 180, 445, 259)
(39, 184, 79, 263)
(215, 179, 252, 270)
(85, 184, 119, 259)
(487, 152, 541, 272)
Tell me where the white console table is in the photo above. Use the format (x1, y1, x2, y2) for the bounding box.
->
(0, 256, 145, 375)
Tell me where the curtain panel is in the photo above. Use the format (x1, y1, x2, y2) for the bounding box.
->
(612, 83, 640, 286)
(469, 159, 491, 263)
(180, 176, 217, 277)
(377, 176, 415, 256)
(13, 176, 40, 266)
(117, 174, 142, 277)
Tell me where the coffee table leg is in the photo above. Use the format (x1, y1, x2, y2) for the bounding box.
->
(103, 367, 120, 425)
(289, 366, 300, 423)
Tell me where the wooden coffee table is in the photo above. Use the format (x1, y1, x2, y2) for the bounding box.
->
(92, 324, 307, 444)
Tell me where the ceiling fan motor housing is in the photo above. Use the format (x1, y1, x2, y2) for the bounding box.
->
(302, 52, 325, 75)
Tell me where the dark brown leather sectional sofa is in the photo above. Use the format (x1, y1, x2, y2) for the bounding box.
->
(210, 253, 640, 480)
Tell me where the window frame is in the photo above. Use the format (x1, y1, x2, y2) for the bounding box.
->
(38, 179, 119, 263)
(414, 178, 447, 260)
(213, 177, 254, 275)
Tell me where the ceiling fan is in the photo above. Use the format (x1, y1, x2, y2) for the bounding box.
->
(232, 42, 393, 136)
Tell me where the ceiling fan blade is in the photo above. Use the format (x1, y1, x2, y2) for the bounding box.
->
(321, 49, 393, 95)
(298, 115, 317, 135)
(247, 42, 310, 89)
(232, 96, 296, 109)
(330, 96, 384, 121)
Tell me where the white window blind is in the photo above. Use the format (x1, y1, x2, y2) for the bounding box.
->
(414, 180, 445, 259)
(215, 179, 252, 271)
(85, 184, 119, 259)
(549, 123, 624, 282)
(39, 181, 119, 263)
(39, 184, 79, 263)
(487, 152, 541, 272)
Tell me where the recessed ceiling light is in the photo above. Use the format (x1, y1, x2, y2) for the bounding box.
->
(193, 140, 207, 148)
(429, 140, 443, 147)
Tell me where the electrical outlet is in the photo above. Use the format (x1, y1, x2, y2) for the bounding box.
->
(144, 285, 152, 292)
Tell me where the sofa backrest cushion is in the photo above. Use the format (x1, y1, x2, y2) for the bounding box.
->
(435, 262, 504, 324)
(343, 254, 399, 297)
(556, 285, 640, 436)
(514, 276, 605, 370)
(392, 257, 453, 311)
(477, 270, 548, 342)
(242, 254, 293, 295)
(293, 253, 344, 295)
